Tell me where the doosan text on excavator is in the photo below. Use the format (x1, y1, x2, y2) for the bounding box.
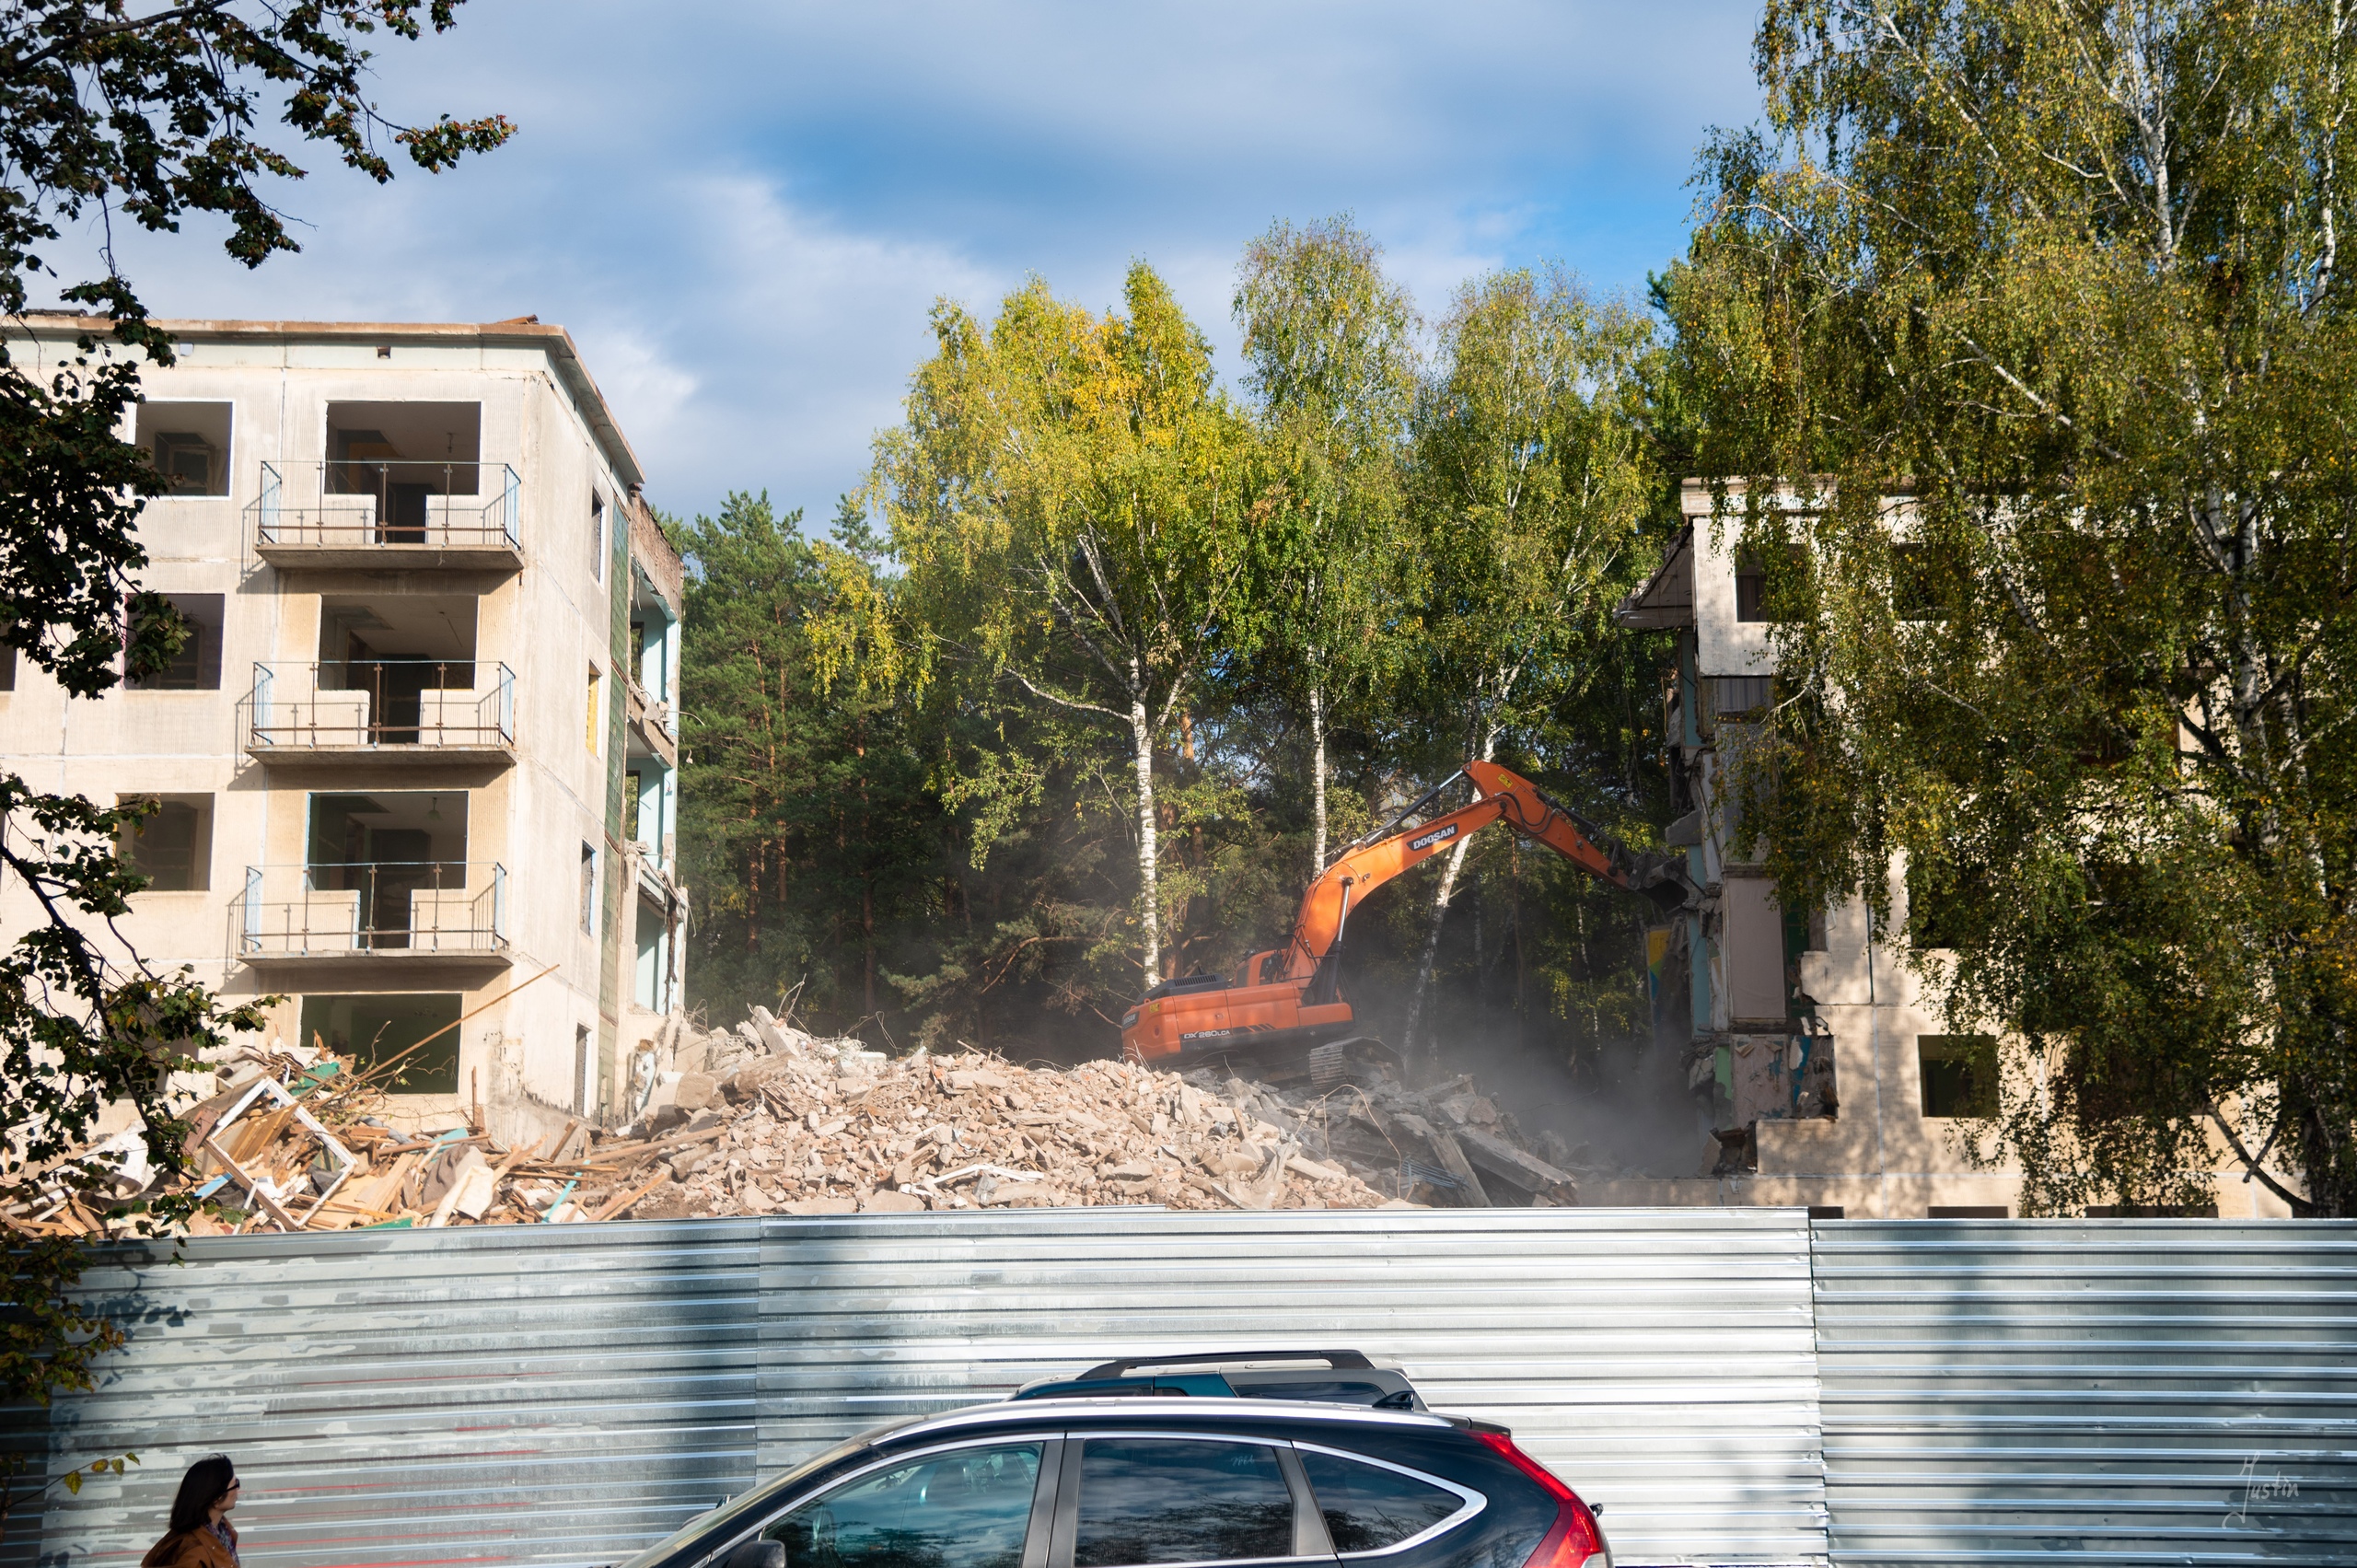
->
(1119, 761, 1694, 1068)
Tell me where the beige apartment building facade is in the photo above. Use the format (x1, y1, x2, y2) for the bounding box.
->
(0, 316, 688, 1133)
(1604, 482, 2293, 1218)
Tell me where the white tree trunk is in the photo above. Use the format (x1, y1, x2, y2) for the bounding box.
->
(1132, 684, 1161, 981)
(1309, 682, 1329, 874)
(1403, 721, 1499, 1054)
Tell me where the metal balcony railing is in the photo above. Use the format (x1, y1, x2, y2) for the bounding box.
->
(250, 459, 521, 551)
(238, 861, 509, 958)
(245, 660, 516, 751)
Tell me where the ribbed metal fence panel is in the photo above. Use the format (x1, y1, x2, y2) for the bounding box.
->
(5, 1208, 1822, 1568)
(7, 1220, 764, 1568)
(754, 1207, 1825, 1567)
(1812, 1219, 2357, 1567)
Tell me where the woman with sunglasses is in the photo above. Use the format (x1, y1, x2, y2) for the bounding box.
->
(141, 1454, 241, 1568)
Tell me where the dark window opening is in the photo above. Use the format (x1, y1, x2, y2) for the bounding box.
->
(0, 643, 15, 691)
(1906, 850, 1982, 952)
(316, 595, 480, 743)
(1736, 543, 1807, 622)
(1893, 543, 1949, 621)
(324, 403, 484, 541)
(1075, 1438, 1294, 1567)
(128, 593, 225, 690)
(306, 791, 470, 950)
(592, 494, 607, 580)
(2084, 1202, 2217, 1218)
(299, 993, 460, 1093)
(136, 401, 232, 495)
(1807, 1205, 1847, 1219)
(118, 794, 212, 890)
(1928, 1204, 2011, 1218)
(581, 842, 598, 934)
(1919, 1034, 2000, 1118)
(1710, 675, 1772, 720)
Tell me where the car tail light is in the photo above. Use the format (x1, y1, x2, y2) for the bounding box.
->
(1474, 1430, 1608, 1568)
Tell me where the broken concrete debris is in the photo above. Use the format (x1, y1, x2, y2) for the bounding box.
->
(5, 1008, 1578, 1237)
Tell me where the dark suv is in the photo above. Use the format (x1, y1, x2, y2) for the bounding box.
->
(617, 1396, 1611, 1568)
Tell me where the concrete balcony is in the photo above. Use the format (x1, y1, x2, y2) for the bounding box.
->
(237, 861, 510, 968)
(242, 661, 516, 766)
(624, 677, 677, 767)
(249, 459, 523, 569)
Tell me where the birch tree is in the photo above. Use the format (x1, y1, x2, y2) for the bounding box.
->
(1234, 216, 1420, 875)
(869, 266, 1254, 982)
(1666, 0, 2357, 1213)
(1401, 269, 1655, 1049)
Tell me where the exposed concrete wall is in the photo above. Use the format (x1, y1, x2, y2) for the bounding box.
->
(1609, 482, 2290, 1217)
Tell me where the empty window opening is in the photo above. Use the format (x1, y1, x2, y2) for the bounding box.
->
(315, 595, 480, 743)
(1928, 1204, 2012, 1218)
(136, 401, 233, 495)
(634, 900, 667, 1010)
(307, 792, 470, 950)
(325, 403, 483, 540)
(2084, 1202, 2218, 1218)
(1710, 675, 1772, 722)
(575, 1024, 593, 1115)
(118, 794, 212, 891)
(1918, 1034, 2000, 1118)
(1735, 545, 1806, 622)
(129, 593, 225, 690)
(580, 842, 598, 934)
(300, 993, 460, 1094)
(0, 643, 16, 691)
(1807, 1205, 1847, 1219)
(1893, 543, 1948, 621)
(586, 664, 601, 751)
(591, 493, 606, 580)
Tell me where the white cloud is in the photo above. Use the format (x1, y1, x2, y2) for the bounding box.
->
(31, 0, 1762, 521)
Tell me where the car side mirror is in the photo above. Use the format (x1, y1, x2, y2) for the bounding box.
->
(722, 1541, 784, 1568)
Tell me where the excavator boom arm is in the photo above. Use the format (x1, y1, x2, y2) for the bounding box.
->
(1278, 761, 1631, 981)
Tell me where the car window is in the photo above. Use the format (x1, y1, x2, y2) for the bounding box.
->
(1296, 1451, 1468, 1554)
(762, 1441, 1044, 1568)
(1074, 1438, 1295, 1566)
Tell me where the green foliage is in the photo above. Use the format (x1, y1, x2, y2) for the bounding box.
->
(1664, 0, 2357, 1214)
(0, 1, 508, 1540)
(1232, 217, 1422, 873)
(689, 249, 1675, 1090)
(860, 264, 1260, 981)
(675, 494, 942, 1029)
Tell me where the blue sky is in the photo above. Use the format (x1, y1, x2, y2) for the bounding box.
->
(84, 1, 1762, 524)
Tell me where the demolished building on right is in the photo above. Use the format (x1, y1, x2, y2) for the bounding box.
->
(1601, 482, 2293, 1218)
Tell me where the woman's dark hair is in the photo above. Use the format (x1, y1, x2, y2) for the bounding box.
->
(168, 1455, 236, 1534)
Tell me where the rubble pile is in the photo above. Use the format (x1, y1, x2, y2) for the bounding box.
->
(6, 1006, 1582, 1238)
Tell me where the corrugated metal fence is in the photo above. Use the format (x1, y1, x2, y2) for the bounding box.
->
(1813, 1219, 2357, 1567)
(11, 1213, 2357, 1568)
(7, 1220, 767, 1568)
(8, 1209, 1821, 1568)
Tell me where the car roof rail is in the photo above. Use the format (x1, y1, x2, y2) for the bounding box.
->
(1074, 1350, 1376, 1380)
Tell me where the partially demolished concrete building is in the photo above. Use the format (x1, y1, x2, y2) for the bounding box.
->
(1607, 482, 2291, 1217)
(0, 315, 691, 1136)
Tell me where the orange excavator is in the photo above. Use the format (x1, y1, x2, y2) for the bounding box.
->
(1120, 760, 1694, 1067)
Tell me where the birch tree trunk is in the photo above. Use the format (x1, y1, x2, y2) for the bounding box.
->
(1309, 681, 1329, 873)
(1402, 719, 1499, 1053)
(1132, 677, 1161, 981)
